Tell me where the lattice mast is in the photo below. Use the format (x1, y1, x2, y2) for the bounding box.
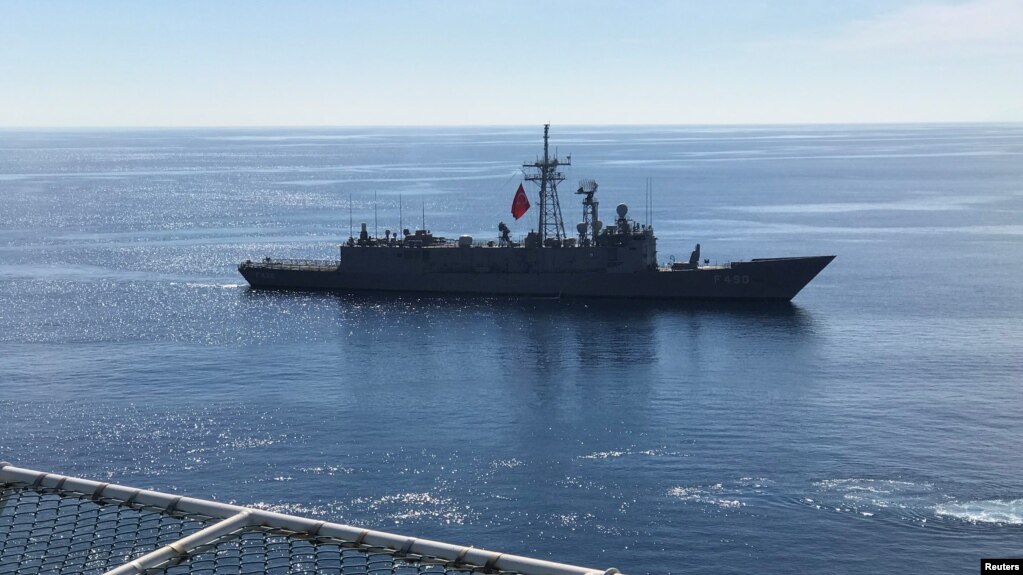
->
(524, 124, 570, 244)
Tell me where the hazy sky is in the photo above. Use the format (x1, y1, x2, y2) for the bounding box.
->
(2, 0, 1021, 126)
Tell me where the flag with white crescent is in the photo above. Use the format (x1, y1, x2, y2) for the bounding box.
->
(511, 183, 530, 220)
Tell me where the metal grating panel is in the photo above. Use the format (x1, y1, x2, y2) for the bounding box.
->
(154, 527, 497, 575)
(0, 485, 209, 575)
(0, 463, 617, 575)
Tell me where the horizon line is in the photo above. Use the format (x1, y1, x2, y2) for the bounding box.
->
(2, 120, 1021, 130)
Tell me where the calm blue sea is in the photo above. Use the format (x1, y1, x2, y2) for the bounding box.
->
(1, 125, 1022, 574)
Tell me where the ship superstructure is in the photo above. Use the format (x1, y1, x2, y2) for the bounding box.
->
(239, 126, 833, 300)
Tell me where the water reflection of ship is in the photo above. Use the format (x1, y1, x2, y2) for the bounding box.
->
(239, 125, 834, 301)
(304, 291, 816, 384)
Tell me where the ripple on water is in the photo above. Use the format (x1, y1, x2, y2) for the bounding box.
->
(934, 499, 1023, 525)
(577, 448, 684, 460)
(350, 491, 477, 526)
(667, 478, 771, 511)
(805, 478, 936, 522)
(247, 500, 345, 518)
(669, 485, 746, 509)
(805, 478, 1023, 528)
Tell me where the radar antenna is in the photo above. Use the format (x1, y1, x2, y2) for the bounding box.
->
(523, 124, 569, 245)
(576, 179, 599, 246)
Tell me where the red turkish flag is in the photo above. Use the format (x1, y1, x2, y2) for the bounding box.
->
(511, 183, 530, 220)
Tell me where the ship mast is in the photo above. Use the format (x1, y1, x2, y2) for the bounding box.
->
(523, 124, 569, 245)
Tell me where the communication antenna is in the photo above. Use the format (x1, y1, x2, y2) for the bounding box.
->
(646, 177, 653, 227)
(349, 192, 353, 240)
(421, 202, 426, 231)
(399, 192, 403, 234)
(374, 191, 378, 239)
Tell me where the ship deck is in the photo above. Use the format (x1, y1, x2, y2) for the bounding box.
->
(240, 258, 340, 272)
(241, 258, 737, 273)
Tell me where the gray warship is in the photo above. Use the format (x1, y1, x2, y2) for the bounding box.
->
(239, 125, 834, 300)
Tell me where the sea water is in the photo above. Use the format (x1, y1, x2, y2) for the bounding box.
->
(1, 124, 1022, 574)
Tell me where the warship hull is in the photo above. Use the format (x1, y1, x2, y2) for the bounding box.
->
(239, 255, 834, 301)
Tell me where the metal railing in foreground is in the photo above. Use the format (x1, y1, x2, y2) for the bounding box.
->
(0, 462, 620, 575)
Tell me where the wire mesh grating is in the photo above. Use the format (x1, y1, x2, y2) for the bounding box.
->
(0, 464, 616, 575)
(153, 527, 497, 575)
(0, 485, 210, 575)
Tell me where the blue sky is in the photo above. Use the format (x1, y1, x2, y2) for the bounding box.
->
(1, 0, 1020, 126)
